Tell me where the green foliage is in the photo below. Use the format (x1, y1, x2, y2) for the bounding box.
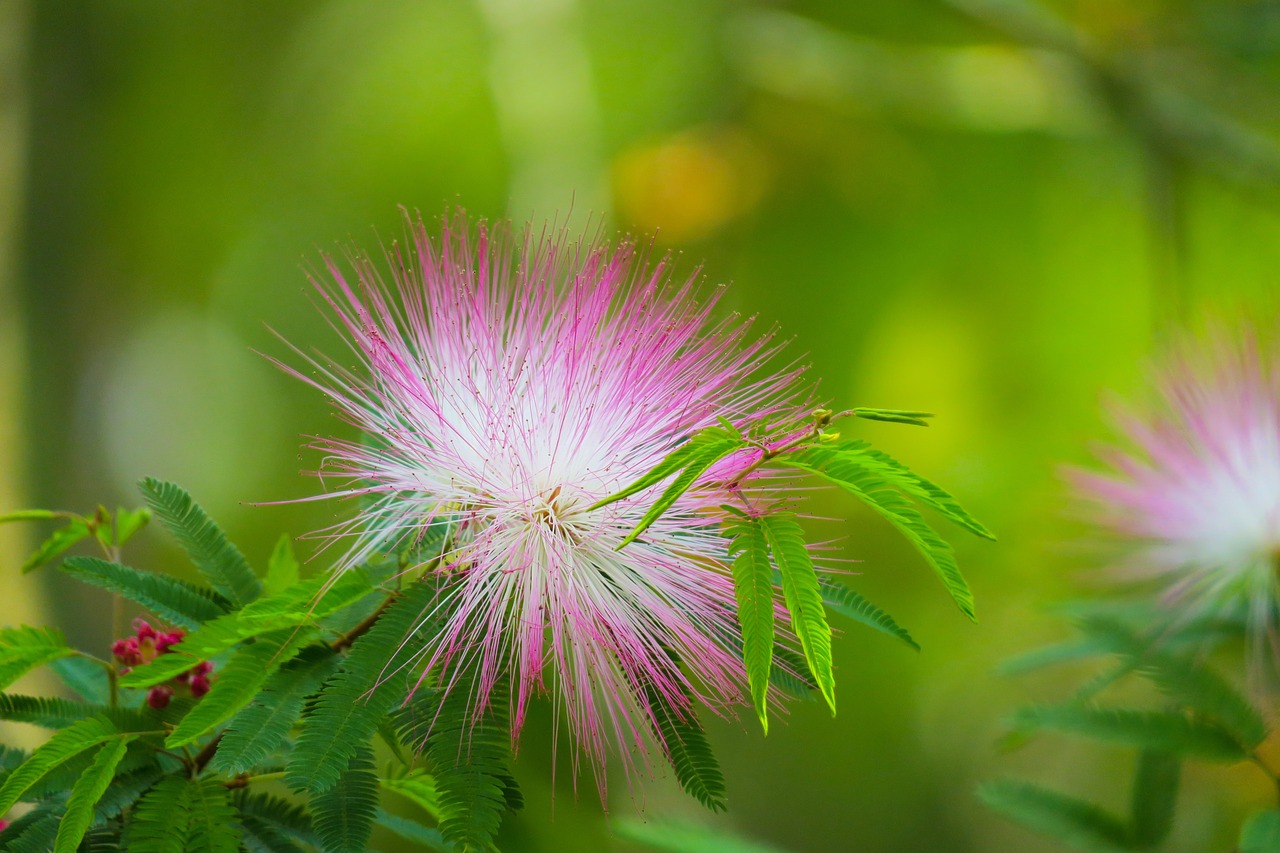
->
(0, 509, 58, 523)
(311, 748, 379, 853)
(1011, 704, 1246, 761)
(164, 627, 317, 748)
(22, 519, 92, 574)
(1240, 809, 1280, 853)
(0, 693, 149, 731)
(49, 655, 111, 703)
(265, 533, 300, 594)
(760, 514, 835, 714)
(781, 442, 978, 620)
(727, 515, 775, 732)
(819, 580, 919, 651)
(61, 556, 231, 628)
(979, 779, 1132, 852)
(127, 776, 193, 853)
(53, 737, 130, 853)
(414, 671, 520, 852)
(1129, 750, 1179, 849)
(185, 777, 241, 853)
(0, 625, 76, 690)
(139, 477, 262, 606)
(380, 767, 442, 819)
(0, 716, 124, 814)
(212, 648, 338, 775)
(591, 427, 747, 547)
(287, 579, 437, 793)
(645, 684, 727, 812)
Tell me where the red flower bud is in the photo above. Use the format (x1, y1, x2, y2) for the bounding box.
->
(189, 675, 211, 698)
(133, 619, 156, 640)
(147, 685, 173, 710)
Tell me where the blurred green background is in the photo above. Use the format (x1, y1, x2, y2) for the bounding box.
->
(4, 0, 1280, 850)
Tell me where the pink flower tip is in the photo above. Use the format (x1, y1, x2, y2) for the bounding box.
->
(146, 685, 173, 710)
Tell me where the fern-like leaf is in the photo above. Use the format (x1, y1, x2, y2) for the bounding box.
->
(61, 556, 230, 628)
(727, 516, 775, 733)
(819, 581, 919, 651)
(759, 514, 835, 714)
(164, 627, 317, 748)
(265, 534, 300, 595)
(419, 672, 519, 851)
(617, 430, 748, 548)
(0, 693, 150, 731)
(311, 748, 379, 853)
(232, 791, 318, 848)
(186, 777, 241, 853)
(0, 716, 121, 814)
(21, 518, 91, 574)
(287, 581, 436, 794)
(0, 626, 75, 691)
(126, 776, 192, 853)
(212, 648, 338, 775)
(590, 427, 741, 510)
(1012, 704, 1246, 761)
(979, 778, 1131, 853)
(53, 737, 130, 853)
(139, 477, 261, 606)
(645, 684, 727, 812)
(782, 444, 977, 620)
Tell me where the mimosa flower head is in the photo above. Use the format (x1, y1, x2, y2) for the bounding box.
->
(279, 210, 815, 794)
(1071, 330, 1280, 678)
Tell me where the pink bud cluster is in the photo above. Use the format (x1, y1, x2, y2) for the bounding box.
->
(0, 818, 8, 832)
(111, 619, 213, 709)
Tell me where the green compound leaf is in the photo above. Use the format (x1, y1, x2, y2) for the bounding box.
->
(127, 776, 192, 853)
(0, 693, 150, 731)
(288, 580, 438, 794)
(53, 737, 131, 853)
(759, 514, 835, 714)
(61, 556, 231, 628)
(164, 627, 317, 748)
(591, 427, 742, 510)
(0, 716, 121, 814)
(727, 516, 775, 733)
(232, 791, 318, 850)
(139, 477, 262, 606)
(1130, 750, 1180, 849)
(1240, 809, 1280, 853)
(397, 669, 520, 852)
(265, 533, 300, 594)
(781, 443, 977, 621)
(0, 626, 76, 692)
(979, 778, 1131, 853)
(212, 648, 338, 775)
(186, 777, 241, 853)
(381, 768, 442, 819)
(1012, 704, 1247, 762)
(311, 747, 379, 853)
(645, 686, 727, 812)
(21, 519, 91, 574)
(819, 580, 919, 651)
(617, 430, 748, 549)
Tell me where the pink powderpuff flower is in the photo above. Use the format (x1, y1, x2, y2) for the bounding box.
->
(279, 210, 816, 794)
(1071, 330, 1280, 677)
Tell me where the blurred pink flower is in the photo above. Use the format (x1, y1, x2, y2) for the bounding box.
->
(283, 211, 813, 791)
(1072, 331, 1280, 673)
